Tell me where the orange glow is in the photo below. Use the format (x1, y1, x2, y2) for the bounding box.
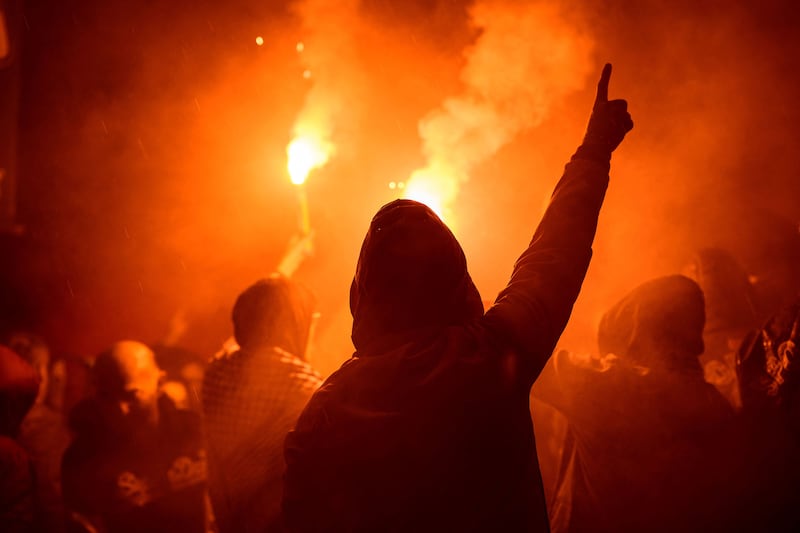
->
(403, 169, 458, 221)
(255, 36, 264, 46)
(286, 135, 331, 185)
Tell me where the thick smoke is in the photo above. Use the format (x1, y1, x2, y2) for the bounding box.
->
(405, 0, 594, 223)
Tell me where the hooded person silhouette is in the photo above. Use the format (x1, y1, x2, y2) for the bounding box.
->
(283, 64, 633, 532)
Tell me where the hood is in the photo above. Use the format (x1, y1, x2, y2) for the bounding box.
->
(350, 200, 483, 353)
(598, 275, 705, 371)
(232, 274, 317, 359)
(0, 345, 40, 437)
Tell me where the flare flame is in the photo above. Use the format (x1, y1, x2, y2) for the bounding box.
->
(286, 134, 331, 185)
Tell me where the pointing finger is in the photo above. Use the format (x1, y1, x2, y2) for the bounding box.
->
(595, 63, 612, 110)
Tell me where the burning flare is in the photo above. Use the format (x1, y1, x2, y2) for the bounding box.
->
(404, 165, 459, 221)
(285, 132, 331, 237)
(287, 135, 332, 185)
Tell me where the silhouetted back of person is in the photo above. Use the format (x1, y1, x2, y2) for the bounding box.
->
(282, 64, 633, 532)
(736, 298, 800, 531)
(683, 247, 759, 408)
(203, 275, 322, 533)
(61, 341, 208, 533)
(10, 332, 71, 533)
(535, 275, 735, 532)
(0, 345, 40, 533)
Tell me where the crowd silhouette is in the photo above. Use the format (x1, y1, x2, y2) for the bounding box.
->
(1, 64, 799, 533)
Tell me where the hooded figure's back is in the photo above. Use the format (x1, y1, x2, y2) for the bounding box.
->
(282, 64, 632, 532)
(284, 156, 610, 532)
(202, 276, 322, 533)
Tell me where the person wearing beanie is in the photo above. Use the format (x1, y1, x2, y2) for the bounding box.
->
(202, 275, 322, 533)
(282, 64, 632, 532)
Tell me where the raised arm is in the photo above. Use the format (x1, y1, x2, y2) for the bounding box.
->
(483, 64, 633, 383)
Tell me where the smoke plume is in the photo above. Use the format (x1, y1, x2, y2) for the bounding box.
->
(404, 0, 594, 223)
(289, 0, 363, 174)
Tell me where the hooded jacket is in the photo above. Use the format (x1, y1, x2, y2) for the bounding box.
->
(535, 276, 735, 532)
(283, 154, 611, 532)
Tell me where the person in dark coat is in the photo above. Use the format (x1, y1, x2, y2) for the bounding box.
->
(534, 275, 736, 532)
(736, 298, 800, 531)
(11, 332, 71, 533)
(202, 275, 322, 533)
(61, 341, 208, 533)
(282, 64, 633, 532)
(0, 345, 40, 533)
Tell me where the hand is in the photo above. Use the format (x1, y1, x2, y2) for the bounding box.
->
(582, 64, 633, 153)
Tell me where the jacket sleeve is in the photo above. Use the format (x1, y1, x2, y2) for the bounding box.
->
(482, 155, 610, 384)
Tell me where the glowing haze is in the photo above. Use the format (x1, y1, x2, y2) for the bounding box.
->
(286, 0, 361, 186)
(404, 1, 594, 224)
(19, 0, 800, 373)
(287, 135, 331, 185)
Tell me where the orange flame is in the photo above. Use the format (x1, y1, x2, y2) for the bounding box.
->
(403, 166, 459, 223)
(286, 135, 331, 185)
